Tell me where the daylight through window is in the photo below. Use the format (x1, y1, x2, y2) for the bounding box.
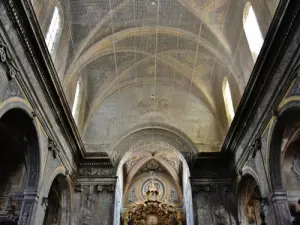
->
(72, 81, 81, 122)
(45, 7, 60, 53)
(243, 3, 264, 61)
(223, 78, 235, 124)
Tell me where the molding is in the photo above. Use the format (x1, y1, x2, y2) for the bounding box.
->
(2, 0, 85, 163)
(79, 159, 114, 168)
(111, 124, 198, 166)
(222, 0, 300, 174)
(78, 167, 115, 177)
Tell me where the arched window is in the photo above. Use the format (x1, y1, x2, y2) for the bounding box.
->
(243, 3, 264, 61)
(72, 80, 82, 123)
(223, 78, 235, 125)
(45, 6, 61, 54)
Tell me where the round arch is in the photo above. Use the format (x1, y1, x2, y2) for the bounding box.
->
(112, 125, 195, 225)
(111, 123, 198, 166)
(237, 174, 265, 225)
(269, 101, 300, 189)
(42, 168, 71, 225)
(0, 97, 41, 224)
(0, 97, 41, 189)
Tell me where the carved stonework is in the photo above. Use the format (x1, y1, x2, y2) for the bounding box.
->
(0, 42, 18, 81)
(141, 159, 165, 172)
(96, 184, 115, 192)
(251, 138, 262, 158)
(112, 128, 198, 165)
(41, 197, 48, 210)
(292, 155, 300, 180)
(78, 168, 114, 177)
(48, 138, 60, 159)
(3, 79, 24, 100)
(137, 96, 169, 115)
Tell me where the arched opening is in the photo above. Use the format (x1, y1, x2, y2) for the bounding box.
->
(243, 2, 264, 62)
(0, 107, 40, 224)
(222, 77, 235, 125)
(238, 176, 266, 225)
(270, 106, 300, 224)
(43, 175, 70, 225)
(71, 79, 82, 124)
(114, 147, 193, 225)
(45, 2, 63, 56)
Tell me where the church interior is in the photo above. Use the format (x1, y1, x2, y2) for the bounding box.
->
(1, 0, 300, 224)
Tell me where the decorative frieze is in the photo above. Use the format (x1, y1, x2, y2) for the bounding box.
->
(112, 128, 198, 165)
(78, 167, 114, 177)
(96, 184, 115, 193)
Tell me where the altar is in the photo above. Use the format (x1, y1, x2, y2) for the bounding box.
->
(123, 183, 184, 225)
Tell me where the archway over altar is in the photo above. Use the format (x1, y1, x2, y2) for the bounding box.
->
(113, 129, 194, 225)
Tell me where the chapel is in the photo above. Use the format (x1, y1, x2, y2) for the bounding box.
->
(0, 0, 299, 224)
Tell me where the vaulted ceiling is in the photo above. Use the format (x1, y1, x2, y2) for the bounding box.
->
(32, 0, 278, 155)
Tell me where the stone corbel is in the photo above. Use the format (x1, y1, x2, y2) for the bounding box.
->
(31, 110, 38, 119)
(251, 138, 262, 158)
(48, 138, 60, 159)
(0, 43, 18, 80)
(41, 197, 48, 210)
(96, 184, 115, 193)
(64, 169, 70, 177)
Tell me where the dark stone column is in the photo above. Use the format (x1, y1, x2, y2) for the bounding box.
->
(18, 188, 39, 225)
(269, 189, 292, 225)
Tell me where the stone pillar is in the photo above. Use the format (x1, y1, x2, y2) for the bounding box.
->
(73, 178, 117, 225)
(269, 189, 292, 225)
(18, 188, 39, 225)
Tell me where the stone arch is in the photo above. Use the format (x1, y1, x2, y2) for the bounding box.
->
(111, 123, 198, 166)
(269, 101, 300, 189)
(269, 101, 300, 224)
(0, 97, 41, 224)
(113, 124, 195, 225)
(42, 168, 71, 225)
(237, 174, 266, 225)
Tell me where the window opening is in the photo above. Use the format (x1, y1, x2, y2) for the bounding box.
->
(223, 78, 235, 124)
(243, 3, 264, 61)
(45, 7, 60, 53)
(72, 81, 81, 122)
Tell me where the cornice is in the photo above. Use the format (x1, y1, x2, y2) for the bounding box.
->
(3, 0, 86, 162)
(222, 0, 300, 173)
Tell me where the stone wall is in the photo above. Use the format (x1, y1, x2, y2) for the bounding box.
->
(191, 182, 237, 225)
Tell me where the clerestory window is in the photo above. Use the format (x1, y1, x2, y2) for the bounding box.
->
(243, 3, 264, 61)
(223, 78, 235, 125)
(45, 6, 61, 54)
(72, 80, 82, 123)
